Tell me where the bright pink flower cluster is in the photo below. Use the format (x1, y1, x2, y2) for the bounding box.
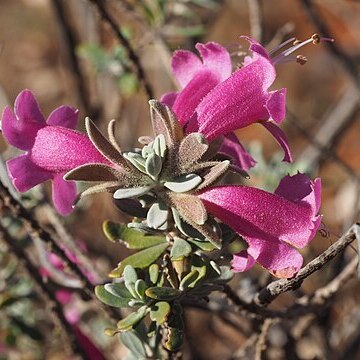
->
(1, 37, 323, 278)
(1, 90, 109, 214)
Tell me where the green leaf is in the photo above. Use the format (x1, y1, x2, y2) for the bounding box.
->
(117, 306, 148, 331)
(170, 237, 192, 260)
(104, 282, 133, 299)
(153, 134, 166, 157)
(150, 301, 171, 325)
(149, 264, 159, 284)
(145, 152, 162, 180)
(147, 202, 168, 229)
(109, 243, 169, 278)
(179, 270, 199, 291)
(187, 238, 217, 251)
(119, 331, 147, 359)
(113, 186, 154, 200)
(95, 285, 131, 308)
(123, 152, 146, 173)
(135, 279, 147, 299)
(164, 174, 202, 193)
(145, 287, 181, 301)
(103, 221, 166, 249)
(124, 265, 138, 283)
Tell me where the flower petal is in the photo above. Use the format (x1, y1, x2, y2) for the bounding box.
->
(171, 50, 202, 88)
(246, 237, 303, 278)
(231, 250, 256, 272)
(31, 126, 109, 172)
(191, 54, 277, 141)
(195, 42, 232, 82)
(14, 90, 46, 124)
(7, 154, 52, 192)
(47, 105, 79, 129)
(199, 184, 318, 251)
(219, 132, 256, 170)
(1, 106, 44, 150)
(160, 92, 178, 108)
(52, 173, 77, 215)
(261, 121, 292, 162)
(172, 70, 221, 126)
(266, 89, 286, 124)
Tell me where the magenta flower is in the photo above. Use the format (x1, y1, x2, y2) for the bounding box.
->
(1, 90, 109, 215)
(198, 173, 322, 278)
(161, 38, 290, 169)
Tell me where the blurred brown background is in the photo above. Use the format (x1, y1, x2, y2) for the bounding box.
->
(0, 0, 360, 359)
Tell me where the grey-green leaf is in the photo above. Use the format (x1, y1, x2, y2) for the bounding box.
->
(109, 243, 169, 278)
(145, 152, 162, 180)
(164, 174, 202, 193)
(149, 264, 159, 284)
(104, 282, 133, 300)
(119, 331, 147, 359)
(135, 279, 147, 299)
(117, 306, 148, 331)
(95, 285, 131, 308)
(153, 134, 166, 157)
(123, 152, 146, 173)
(113, 186, 154, 199)
(147, 202, 169, 229)
(170, 237, 192, 260)
(102, 221, 166, 249)
(124, 265, 138, 283)
(145, 287, 181, 301)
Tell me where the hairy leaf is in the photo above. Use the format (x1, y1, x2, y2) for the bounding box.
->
(170, 237, 192, 260)
(95, 285, 131, 307)
(164, 174, 202, 193)
(150, 301, 171, 325)
(145, 287, 181, 301)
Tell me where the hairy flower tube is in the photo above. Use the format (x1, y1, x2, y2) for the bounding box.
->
(161, 34, 332, 170)
(1, 90, 110, 215)
(199, 173, 322, 278)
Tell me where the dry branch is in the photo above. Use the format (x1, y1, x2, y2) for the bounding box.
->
(0, 223, 86, 360)
(0, 180, 121, 320)
(255, 223, 359, 306)
(87, 0, 154, 99)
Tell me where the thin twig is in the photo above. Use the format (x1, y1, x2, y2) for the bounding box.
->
(254, 319, 276, 360)
(51, 0, 96, 117)
(0, 223, 86, 360)
(222, 224, 359, 319)
(88, 0, 154, 99)
(247, 0, 264, 43)
(255, 223, 359, 306)
(0, 180, 121, 320)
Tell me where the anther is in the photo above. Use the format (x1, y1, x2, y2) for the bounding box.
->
(293, 39, 302, 45)
(296, 55, 308, 65)
(311, 33, 321, 44)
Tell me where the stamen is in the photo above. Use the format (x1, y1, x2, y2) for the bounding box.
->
(269, 37, 296, 55)
(271, 33, 334, 65)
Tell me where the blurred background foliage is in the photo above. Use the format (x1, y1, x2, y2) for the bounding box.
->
(0, 0, 360, 359)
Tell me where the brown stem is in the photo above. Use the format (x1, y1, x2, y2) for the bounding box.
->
(87, 0, 154, 99)
(0, 223, 87, 359)
(0, 180, 121, 321)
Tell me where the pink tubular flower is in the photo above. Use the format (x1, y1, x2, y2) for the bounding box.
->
(162, 35, 332, 169)
(198, 173, 322, 278)
(1, 90, 109, 215)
